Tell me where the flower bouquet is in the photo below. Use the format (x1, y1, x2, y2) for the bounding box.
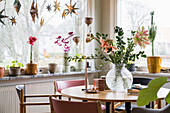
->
(54, 32, 74, 72)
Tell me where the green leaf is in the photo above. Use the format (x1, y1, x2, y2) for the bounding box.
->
(165, 92, 170, 104)
(137, 77, 167, 106)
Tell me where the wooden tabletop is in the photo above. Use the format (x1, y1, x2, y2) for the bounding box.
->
(61, 86, 170, 102)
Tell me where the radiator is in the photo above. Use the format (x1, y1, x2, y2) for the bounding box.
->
(0, 82, 54, 113)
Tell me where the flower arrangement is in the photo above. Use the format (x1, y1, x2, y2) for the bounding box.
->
(27, 36, 37, 63)
(87, 26, 148, 69)
(148, 11, 157, 56)
(54, 32, 74, 53)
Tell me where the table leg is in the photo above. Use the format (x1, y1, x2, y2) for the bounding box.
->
(106, 102, 111, 113)
(125, 102, 131, 113)
(110, 102, 115, 113)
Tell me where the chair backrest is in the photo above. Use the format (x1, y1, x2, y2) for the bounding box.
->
(16, 84, 26, 100)
(133, 77, 152, 85)
(54, 80, 85, 93)
(50, 97, 102, 113)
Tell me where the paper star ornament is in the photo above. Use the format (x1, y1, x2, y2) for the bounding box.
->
(0, 9, 8, 25)
(13, 0, 21, 14)
(10, 16, 17, 25)
(54, 0, 60, 12)
(46, 4, 51, 12)
(30, 0, 38, 23)
(64, 0, 79, 16)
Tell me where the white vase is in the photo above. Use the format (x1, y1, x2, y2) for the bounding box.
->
(106, 64, 133, 92)
(62, 52, 70, 72)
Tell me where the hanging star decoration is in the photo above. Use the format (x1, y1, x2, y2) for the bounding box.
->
(53, 0, 60, 12)
(13, 0, 21, 14)
(62, 10, 67, 18)
(40, 17, 44, 26)
(10, 16, 17, 25)
(64, 0, 79, 17)
(0, 9, 8, 25)
(30, 0, 38, 23)
(46, 4, 51, 12)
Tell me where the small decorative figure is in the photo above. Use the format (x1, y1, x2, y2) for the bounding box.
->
(13, 0, 21, 14)
(30, 0, 38, 23)
(46, 4, 51, 12)
(0, 9, 8, 25)
(40, 17, 44, 26)
(10, 16, 17, 25)
(64, 0, 79, 17)
(53, 0, 60, 12)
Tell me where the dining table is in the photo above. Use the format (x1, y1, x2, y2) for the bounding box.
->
(61, 85, 170, 113)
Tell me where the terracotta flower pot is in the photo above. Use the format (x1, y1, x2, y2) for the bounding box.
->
(26, 63, 37, 75)
(147, 56, 162, 73)
(0, 67, 4, 78)
(9, 67, 21, 76)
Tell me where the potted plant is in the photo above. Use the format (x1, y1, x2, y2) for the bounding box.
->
(25, 36, 38, 75)
(54, 32, 74, 72)
(147, 11, 162, 73)
(6, 60, 24, 76)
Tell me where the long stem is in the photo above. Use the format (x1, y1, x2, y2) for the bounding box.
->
(30, 46, 32, 63)
(152, 41, 154, 56)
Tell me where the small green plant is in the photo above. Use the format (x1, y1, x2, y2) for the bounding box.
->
(6, 60, 24, 70)
(148, 11, 157, 56)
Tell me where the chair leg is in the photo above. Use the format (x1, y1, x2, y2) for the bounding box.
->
(110, 102, 115, 113)
(20, 89, 24, 113)
(106, 102, 110, 113)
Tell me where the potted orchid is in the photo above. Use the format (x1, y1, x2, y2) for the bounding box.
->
(25, 36, 38, 75)
(147, 11, 162, 73)
(54, 32, 74, 72)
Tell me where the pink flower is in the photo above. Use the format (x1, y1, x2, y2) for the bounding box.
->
(133, 26, 150, 48)
(56, 36, 61, 39)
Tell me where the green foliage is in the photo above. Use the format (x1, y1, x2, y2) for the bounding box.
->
(6, 60, 24, 70)
(148, 11, 157, 56)
(137, 77, 168, 106)
(165, 92, 170, 104)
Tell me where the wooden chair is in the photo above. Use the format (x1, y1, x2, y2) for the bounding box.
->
(16, 84, 60, 113)
(49, 96, 102, 113)
(54, 80, 106, 111)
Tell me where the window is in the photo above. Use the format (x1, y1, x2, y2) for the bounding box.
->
(0, 0, 86, 67)
(117, 0, 170, 66)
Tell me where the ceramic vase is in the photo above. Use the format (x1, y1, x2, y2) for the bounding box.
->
(147, 56, 162, 73)
(48, 63, 57, 73)
(9, 67, 21, 76)
(25, 62, 37, 75)
(106, 64, 133, 92)
(0, 67, 4, 78)
(62, 53, 70, 72)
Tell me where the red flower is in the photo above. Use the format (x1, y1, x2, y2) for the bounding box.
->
(27, 36, 37, 46)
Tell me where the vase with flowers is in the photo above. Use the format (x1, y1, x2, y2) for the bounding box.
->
(147, 11, 162, 73)
(25, 36, 38, 75)
(86, 26, 149, 92)
(55, 32, 74, 72)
